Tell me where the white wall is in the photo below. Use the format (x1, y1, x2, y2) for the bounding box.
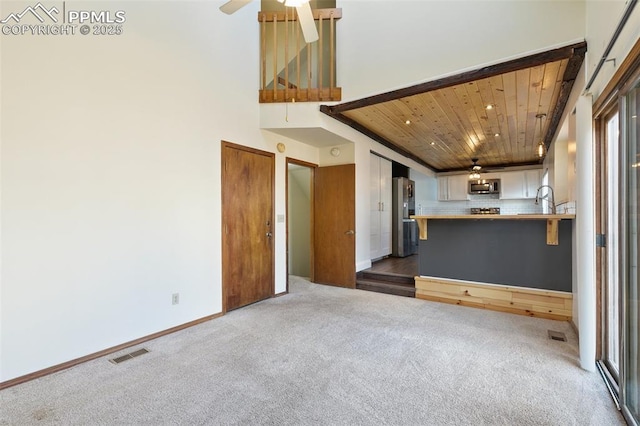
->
(338, 0, 586, 100)
(0, 1, 322, 382)
(584, 0, 640, 100)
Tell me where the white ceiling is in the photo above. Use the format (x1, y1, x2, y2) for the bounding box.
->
(264, 127, 354, 148)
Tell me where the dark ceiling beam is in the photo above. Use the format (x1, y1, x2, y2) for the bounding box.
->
(319, 105, 437, 172)
(543, 44, 587, 150)
(323, 41, 587, 115)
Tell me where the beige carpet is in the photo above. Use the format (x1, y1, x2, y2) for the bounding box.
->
(0, 276, 624, 425)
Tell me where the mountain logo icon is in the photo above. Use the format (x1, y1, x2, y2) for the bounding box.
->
(1, 2, 59, 24)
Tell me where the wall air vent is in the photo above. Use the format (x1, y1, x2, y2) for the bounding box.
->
(109, 348, 150, 364)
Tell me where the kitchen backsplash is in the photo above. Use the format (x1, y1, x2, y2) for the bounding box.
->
(418, 193, 545, 215)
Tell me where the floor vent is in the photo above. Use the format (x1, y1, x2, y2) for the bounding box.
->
(548, 330, 567, 342)
(109, 348, 149, 364)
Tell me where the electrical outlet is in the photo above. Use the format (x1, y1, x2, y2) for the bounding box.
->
(172, 293, 179, 305)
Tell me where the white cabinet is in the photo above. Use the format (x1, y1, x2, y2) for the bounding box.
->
(499, 170, 541, 199)
(437, 175, 469, 201)
(524, 169, 542, 199)
(370, 153, 392, 259)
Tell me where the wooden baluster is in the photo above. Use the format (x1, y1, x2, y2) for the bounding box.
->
(261, 13, 266, 103)
(330, 11, 334, 100)
(318, 14, 323, 99)
(273, 13, 277, 102)
(307, 30, 311, 101)
(285, 8, 289, 102)
(296, 13, 300, 102)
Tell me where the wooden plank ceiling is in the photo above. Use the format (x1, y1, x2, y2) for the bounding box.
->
(320, 42, 587, 172)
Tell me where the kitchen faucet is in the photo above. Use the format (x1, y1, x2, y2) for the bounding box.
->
(535, 185, 556, 214)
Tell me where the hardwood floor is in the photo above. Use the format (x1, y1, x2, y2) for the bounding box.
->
(366, 255, 418, 277)
(356, 255, 418, 298)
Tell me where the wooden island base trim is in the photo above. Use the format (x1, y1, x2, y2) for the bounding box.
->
(415, 277, 572, 321)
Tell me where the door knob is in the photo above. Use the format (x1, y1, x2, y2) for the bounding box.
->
(266, 232, 273, 237)
(345, 230, 355, 235)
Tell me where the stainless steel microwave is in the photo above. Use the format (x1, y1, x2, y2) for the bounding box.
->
(469, 179, 500, 194)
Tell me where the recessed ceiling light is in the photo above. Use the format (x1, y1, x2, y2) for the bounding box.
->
(495, 133, 500, 137)
(485, 104, 493, 110)
(405, 120, 411, 125)
(430, 142, 435, 146)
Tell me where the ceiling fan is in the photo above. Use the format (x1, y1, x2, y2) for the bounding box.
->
(220, 0, 319, 43)
(468, 158, 482, 180)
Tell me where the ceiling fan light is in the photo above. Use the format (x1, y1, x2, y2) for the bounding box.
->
(468, 171, 481, 180)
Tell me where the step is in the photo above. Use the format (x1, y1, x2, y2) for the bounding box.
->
(357, 271, 415, 286)
(356, 278, 416, 298)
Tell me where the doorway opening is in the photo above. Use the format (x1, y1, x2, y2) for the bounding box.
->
(287, 159, 317, 290)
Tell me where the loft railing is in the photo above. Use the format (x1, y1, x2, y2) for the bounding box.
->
(258, 8, 342, 103)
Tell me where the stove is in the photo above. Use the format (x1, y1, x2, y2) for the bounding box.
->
(470, 207, 500, 215)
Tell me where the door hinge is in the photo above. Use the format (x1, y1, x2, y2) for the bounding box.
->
(596, 234, 606, 248)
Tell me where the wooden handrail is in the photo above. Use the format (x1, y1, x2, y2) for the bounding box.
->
(318, 13, 323, 97)
(257, 8, 342, 22)
(277, 76, 297, 89)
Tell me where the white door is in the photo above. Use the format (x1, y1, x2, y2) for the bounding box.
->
(369, 153, 392, 259)
(369, 153, 381, 259)
(379, 158, 392, 255)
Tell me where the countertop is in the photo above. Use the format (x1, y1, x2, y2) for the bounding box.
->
(411, 214, 575, 220)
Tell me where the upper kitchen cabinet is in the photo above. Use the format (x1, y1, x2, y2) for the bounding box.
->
(500, 170, 541, 199)
(437, 175, 469, 201)
(370, 153, 392, 260)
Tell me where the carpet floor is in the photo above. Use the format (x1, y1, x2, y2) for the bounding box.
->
(0, 276, 625, 425)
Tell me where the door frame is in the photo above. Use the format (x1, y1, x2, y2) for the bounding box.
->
(285, 157, 318, 292)
(594, 103, 621, 388)
(221, 141, 275, 313)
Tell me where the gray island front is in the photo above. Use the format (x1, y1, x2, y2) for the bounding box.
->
(415, 215, 575, 292)
(411, 214, 576, 320)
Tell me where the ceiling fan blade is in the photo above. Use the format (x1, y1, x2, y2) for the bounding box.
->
(296, 3, 318, 43)
(219, 0, 253, 15)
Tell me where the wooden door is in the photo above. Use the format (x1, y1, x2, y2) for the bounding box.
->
(314, 164, 356, 288)
(222, 142, 274, 311)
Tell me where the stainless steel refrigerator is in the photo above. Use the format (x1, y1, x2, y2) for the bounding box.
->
(392, 177, 419, 257)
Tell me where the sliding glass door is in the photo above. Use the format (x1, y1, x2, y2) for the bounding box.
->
(622, 77, 640, 423)
(603, 109, 621, 381)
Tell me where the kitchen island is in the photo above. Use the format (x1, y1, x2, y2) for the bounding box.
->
(411, 214, 575, 320)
